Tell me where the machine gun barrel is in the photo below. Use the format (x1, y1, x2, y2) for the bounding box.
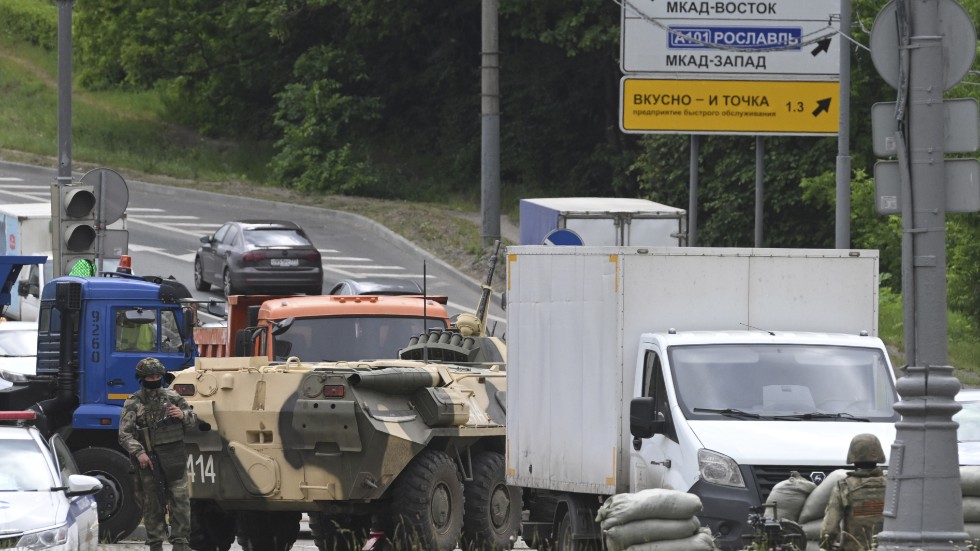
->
(347, 367, 442, 394)
(475, 240, 501, 335)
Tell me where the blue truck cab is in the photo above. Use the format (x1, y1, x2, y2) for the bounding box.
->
(0, 271, 198, 542)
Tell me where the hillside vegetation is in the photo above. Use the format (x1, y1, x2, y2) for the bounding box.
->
(0, 0, 978, 377)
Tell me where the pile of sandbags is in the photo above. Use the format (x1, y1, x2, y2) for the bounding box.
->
(596, 489, 717, 551)
(963, 466, 980, 541)
(762, 469, 847, 551)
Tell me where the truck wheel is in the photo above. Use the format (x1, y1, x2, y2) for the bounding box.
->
(462, 452, 522, 551)
(189, 500, 236, 551)
(73, 447, 142, 543)
(237, 511, 300, 551)
(557, 512, 599, 551)
(310, 512, 370, 551)
(390, 449, 464, 551)
(194, 257, 210, 291)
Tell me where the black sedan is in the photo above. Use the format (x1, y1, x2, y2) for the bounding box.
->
(194, 220, 323, 296)
(328, 277, 424, 296)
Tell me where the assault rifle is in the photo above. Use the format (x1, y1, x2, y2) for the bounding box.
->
(141, 426, 170, 527)
(740, 504, 805, 551)
(474, 239, 501, 337)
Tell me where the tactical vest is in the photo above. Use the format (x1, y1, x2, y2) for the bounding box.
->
(137, 391, 185, 446)
(838, 474, 886, 551)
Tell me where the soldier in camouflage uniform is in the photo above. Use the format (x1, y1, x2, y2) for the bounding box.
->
(820, 433, 887, 551)
(118, 357, 198, 551)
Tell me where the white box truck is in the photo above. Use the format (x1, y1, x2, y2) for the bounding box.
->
(505, 246, 898, 550)
(519, 197, 687, 246)
(0, 203, 53, 321)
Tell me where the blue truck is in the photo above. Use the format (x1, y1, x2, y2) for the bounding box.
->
(0, 268, 199, 542)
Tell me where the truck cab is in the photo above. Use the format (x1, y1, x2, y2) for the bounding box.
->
(0, 272, 197, 542)
(629, 330, 898, 548)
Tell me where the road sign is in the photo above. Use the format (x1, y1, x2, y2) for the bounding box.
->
(620, 78, 839, 135)
(621, 0, 841, 77)
(874, 159, 980, 214)
(871, 99, 979, 156)
(870, 0, 976, 91)
(543, 229, 584, 246)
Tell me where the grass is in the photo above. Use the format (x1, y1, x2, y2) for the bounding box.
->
(0, 14, 978, 381)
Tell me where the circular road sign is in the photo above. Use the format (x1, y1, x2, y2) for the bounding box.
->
(870, 0, 976, 91)
(543, 228, 584, 246)
(80, 168, 129, 225)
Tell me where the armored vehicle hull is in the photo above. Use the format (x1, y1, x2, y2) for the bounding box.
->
(174, 355, 517, 551)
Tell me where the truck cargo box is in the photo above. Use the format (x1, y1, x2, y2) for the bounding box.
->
(518, 197, 686, 247)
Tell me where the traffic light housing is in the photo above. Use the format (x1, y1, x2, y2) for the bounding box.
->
(59, 183, 98, 276)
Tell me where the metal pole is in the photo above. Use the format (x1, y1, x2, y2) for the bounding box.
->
(754, 136, 764, 247)
(835, 0, 852, 249)
(688, 135, 698, 247)
(480, 0, 501, 247)
(53, 0, 75, 277)
(877, 0, 965, 548)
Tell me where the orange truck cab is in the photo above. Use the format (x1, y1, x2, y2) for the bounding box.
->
(195, 294, 450, 362)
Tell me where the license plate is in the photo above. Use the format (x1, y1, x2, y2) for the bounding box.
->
(271, 258, 299, 267)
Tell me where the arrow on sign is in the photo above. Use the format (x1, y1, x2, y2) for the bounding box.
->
(812, 98, 832, 117)
(811, 38, 832, 56)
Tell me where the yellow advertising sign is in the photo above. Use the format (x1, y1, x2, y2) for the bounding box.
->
(621, 78, 839, 135)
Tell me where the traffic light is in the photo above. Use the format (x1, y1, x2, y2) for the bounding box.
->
(59, 183, 98, 276)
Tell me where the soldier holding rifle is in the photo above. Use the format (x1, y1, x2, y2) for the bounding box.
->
(119, 357, 198, 551)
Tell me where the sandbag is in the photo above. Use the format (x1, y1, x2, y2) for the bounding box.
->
(625, 527, 716, 551)
(963, 466, 980, 497)
(764, 471, 817, 523)
(801, 518, 823, 542)
(798, 470, 848, 524)
(597, 489, 704, 529)
(963, 496, 980, 523)
(603, 517, 702, 551)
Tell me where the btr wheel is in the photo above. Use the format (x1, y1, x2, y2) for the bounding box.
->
(189, 500, 236, 551)
(236, 511, 300, 551)
(73, 447, 142, 543)
(462, 452, 522, 551)
(309, 512, 370, 551)
(390, 449, 464, 551)
(193, 257, 210, 291)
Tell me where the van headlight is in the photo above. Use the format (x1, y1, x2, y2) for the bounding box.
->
(698, 449, 745, 488)
(16, 524, 69, 549)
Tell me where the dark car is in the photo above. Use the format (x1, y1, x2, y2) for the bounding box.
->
(194, 220, 323, 296)
(328, 277, 424, 296)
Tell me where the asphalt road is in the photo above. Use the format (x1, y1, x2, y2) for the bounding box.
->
(0, 160, 507, 327)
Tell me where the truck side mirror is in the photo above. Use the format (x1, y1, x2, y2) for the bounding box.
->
(630, 397, 666, 438)
(17, 280, 29, 297)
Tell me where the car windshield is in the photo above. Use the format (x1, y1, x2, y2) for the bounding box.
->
(244, 229, 311, 247)
(955, 401, 980, 442)
(0, 329, 37, 357)
(272, 316, 445, 362)
(0, 439, 55, 491)
(669, 344, 899, 421)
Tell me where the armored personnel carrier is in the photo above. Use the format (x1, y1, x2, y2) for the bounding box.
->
(178, 243, 515, 551)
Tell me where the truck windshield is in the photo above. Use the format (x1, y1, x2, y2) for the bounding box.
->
(271, 315, 446, 362)
(669, 344, 899, 421)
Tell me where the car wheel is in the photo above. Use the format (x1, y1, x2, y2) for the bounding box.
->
(223, 269, 238, 296)
(194, 257, 210, 291)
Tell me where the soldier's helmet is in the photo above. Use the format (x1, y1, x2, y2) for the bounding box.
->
(846, 433, 886, 464)
(135, 357, 166, 380)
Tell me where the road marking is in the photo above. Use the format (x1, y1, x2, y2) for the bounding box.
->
(126, 208, 166, 212)
(0, 189, 48, 201)
(323, 265, 405, 270)
(160, 222, 223, 228)
(129, 215, 200, 220)
(321, 256, 372, 262)
(0, 178, 24, 181)
(128, 243, 197, 263)
(316, 249, 341, 254)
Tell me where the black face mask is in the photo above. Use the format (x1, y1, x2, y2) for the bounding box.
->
(141, 379, 163, 390)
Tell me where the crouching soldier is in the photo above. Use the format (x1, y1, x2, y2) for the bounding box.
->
(820, 433, 887, 551)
